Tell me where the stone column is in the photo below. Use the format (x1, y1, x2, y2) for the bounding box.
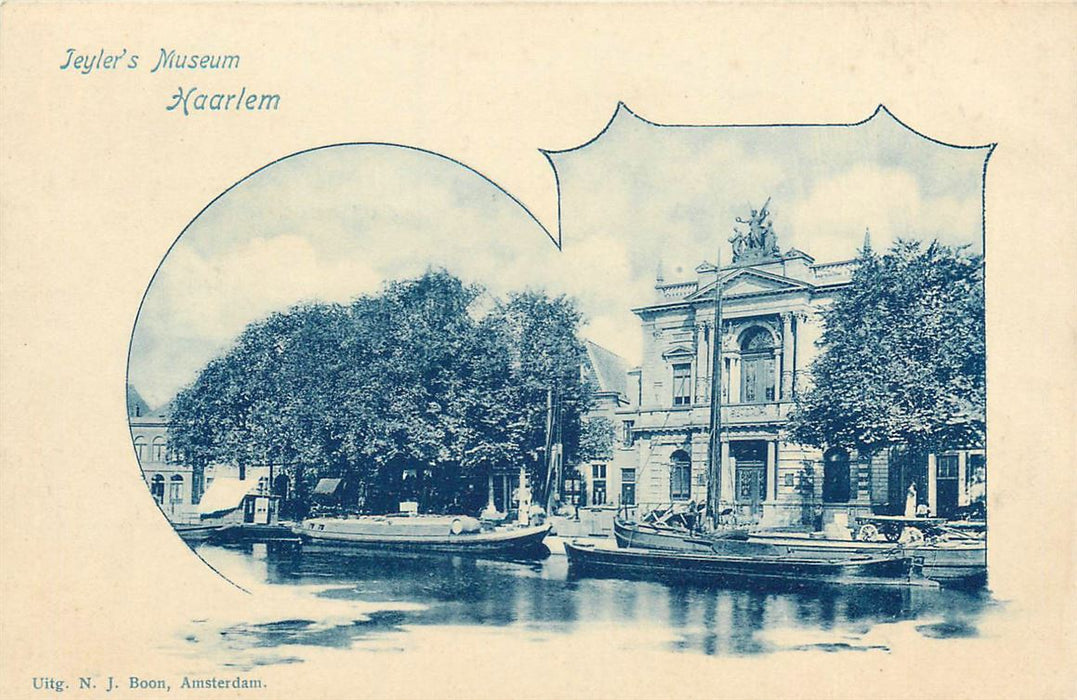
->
(699, 322, 710, 402)
(781, 312, 794, 400)
(927, 454, 938, 516)
(695, 323, 705, 404)
(766, 441, 778, 501)
(729, 357, 740, 403)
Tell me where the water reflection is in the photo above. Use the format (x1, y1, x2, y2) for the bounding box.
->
(190, 542, 996, 665)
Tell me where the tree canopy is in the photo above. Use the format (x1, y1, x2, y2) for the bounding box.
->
(167, 269, 591, 514)
(788, 239, 985, 454)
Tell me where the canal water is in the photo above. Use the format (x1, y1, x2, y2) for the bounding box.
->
(169, 541, 999, 672)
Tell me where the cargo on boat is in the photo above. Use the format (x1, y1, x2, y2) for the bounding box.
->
(613, 516, 743, 552)
(294, 514, 551, 555)
(564, 540, 935, 588)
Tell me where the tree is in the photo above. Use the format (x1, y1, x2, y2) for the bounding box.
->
(578, 416, 615, 462)
(488, 291, 592, 503)
(788, 239, 985, 454)
(166, 269, 589, 515)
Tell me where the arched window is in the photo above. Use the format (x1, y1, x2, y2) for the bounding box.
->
(739, 327, 777, 403)
(151, 437, 166, 462)
(169, 474, 184, 504)
(670, 450, 691, 501)
(150, 474, 165, 504)
(822, 447, 851, 503)
(133, 437, 147, 462)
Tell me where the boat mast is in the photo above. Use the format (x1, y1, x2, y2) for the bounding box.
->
(706, 246, 724, 530)
(543, 386, 557, 514)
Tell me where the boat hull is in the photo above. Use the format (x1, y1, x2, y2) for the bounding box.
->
(613, 519, 986, 587)
(613, 518, 714, 552)
(565, 541, 932, 589)
(295, 517, 552, 556)
(175, 523, 224, 544)
(747, 534, 987, 587)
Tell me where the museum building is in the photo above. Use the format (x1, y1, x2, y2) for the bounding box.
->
(596, 210, 985, 529)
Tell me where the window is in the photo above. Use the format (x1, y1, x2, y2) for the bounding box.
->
(822, 447, 851, 503)
(564, 469, 581, 501)
(670, 450, 691, 501)
(150, 474, 165, 504)
(622, 420, 635, 447)
(740, 327, 776, 403)
(968, 454, 986, 485)
(169, 474, 184, 504)
(152, 437, 166, 462)
(967, 454, 986, 506)
(133, 437, 147, 462)
(672, 363, 692, 406)
(937, 455, 959, 479)
(621, 469, 636, 506)
(591, 464, 607, 505)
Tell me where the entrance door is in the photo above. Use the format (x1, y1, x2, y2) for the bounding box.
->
(736, 462, 765, 518)
(253, 496, 271, 525)
(936, 455, 959, 518)
(888, 446, 928, 516)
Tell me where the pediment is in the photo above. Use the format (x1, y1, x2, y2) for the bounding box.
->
(661, 345, 695, 360)
(686, 268, 813, 302)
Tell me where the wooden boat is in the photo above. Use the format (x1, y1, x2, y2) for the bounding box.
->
(614, 516, 745, 552)
(745, 531, 986, 587)
(564, 540, 934, 588)
(211, 523, 301, 543)
(294, 514, 551, 555)
(174, 523, 225, 544)
(614, 516, 985, 587)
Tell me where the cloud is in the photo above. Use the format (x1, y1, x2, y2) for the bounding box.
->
(132, 234, 384, 406)
(129, 121, 987, 406)
(785, 164, 982, 260)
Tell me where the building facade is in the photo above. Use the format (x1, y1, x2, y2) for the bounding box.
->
(128, 387, 200, 523)
(575, 340, 632, 510)
(600, 208, 985, 529)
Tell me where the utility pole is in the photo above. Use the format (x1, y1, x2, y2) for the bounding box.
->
(706, 247, 724, 529)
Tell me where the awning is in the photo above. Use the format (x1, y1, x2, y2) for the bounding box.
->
(199, 477, 259, 517)
(312, 478, 344, 496)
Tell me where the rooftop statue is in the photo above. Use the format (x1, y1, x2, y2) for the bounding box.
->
(729, 197, 781, 263)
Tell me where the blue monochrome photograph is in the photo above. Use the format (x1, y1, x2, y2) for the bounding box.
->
(125, 105, 992, 667)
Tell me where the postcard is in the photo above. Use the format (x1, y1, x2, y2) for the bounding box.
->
(1, 3, 1074, 699)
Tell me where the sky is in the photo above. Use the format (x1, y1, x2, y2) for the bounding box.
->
(128, 106, 990, 408)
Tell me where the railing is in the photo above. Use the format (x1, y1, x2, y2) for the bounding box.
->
(654, 281, 698, 299)
(811, 259, 857, 280)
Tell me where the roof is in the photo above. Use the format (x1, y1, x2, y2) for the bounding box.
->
(583, 340, 629, 397)
(198, 477, 260, 516)
(685, 267, 815, 303)
(127, 385, 153, 419)
(312, 478, 344, 495)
